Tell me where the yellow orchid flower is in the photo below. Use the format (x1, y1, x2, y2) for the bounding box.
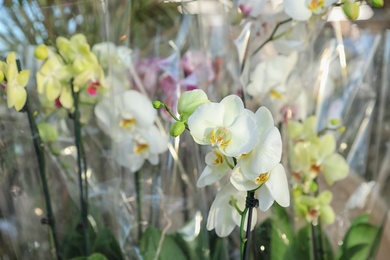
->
(1, 52, 30, 111)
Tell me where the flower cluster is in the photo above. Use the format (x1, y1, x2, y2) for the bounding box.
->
(0, 52, 30, 111)
(288, 116, 349, 224)
(35, 33, 105, 109)
(95, 90, 168, 172)
(157, 89, 290, 237)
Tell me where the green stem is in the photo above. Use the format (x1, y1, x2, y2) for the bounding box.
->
(240, 207, 249, 259)
(135, 171, 143, 241)
(224, 155, 234, 170)
(161, 103, 181, 122)
(310, 178, 324, 260)
(230, 196, 243, 215)
(17, 60, 61, 260)
(240, 191, 256, 260)
(310, 223, 319, 260)
(253, 18, 292, 55)
(25, 98, 61, 260)
(71, 82, 89, 257)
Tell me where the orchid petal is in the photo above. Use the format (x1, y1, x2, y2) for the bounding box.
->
(257, 185, 274, 211)
(8, 86, 27, 111)
(284, 0, 312, 21)
(322, 153, 349, 185)
(230, 167, 259, 191)
(59, 86, 73, 109)
(17, 70, 30, 87)
(197, 151, 230, 187)
(248, 127, 282, 176)
(265, 164, 290, 208)
(223, 113, 258, 157)
(188, 102, 224, 144)
(221, 95, 245, 126)
(144, 126, 168, 154)
(318, 134, 336, 160)
(254, 106, 274, 138)
(207, 183, 238, 237)
(122, 90, 157, 128)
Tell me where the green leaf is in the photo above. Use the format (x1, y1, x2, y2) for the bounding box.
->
(88, 253, 109, 260)
(69, 253, 108, 260)
(271, 205, 295, 259)
(350, 213, 370, 226)
(338, 244, 369, 260)
(253, 205, 295, 259)
(140, 227, 187, 260)
(92, 229, 124, 260)
(255, 218, 272, 259)
(338, 222, 379, 260)
(209, 235, 229, 260)
(61, 215, 97, 259)
(294, 225, 334, 260)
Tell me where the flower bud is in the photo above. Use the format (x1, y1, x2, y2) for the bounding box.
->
(152, 100, 163, 109)
(371, 0, 384, 8)
(34, 44, 49, 60)
(337, 126, 346, 133)
(178, 89, 209, 121)
(169, 121, 186, 137)
(342, 2, 360, 20)
(329, 119, 340, 126)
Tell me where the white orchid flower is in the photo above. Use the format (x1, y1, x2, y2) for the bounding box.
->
(94, 90, 157, 141)
(197, 150, 232, 187)
(112, 126, 168, 172)
(261, 74, 309, 124)
(92, 42, 132, 72)
(238, 107, 282, 180)
(188, 95, 258, 157)
(207, 183, 256, 237)
(95, 90, 168, 172)
(246, 52, 298, 101)
(284, 0, 338, 21)
(230, 164, 290, 211)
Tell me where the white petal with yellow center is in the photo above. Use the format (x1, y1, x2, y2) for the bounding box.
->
(197, 150, 231, 187)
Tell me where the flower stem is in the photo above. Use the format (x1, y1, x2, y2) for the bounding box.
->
(135, 170, 143, 241)
(310, 223, 319, 260)
(253, 18, 292, 55)
(310, 178, 324, 260)
(25, 97, 61, 259)
(240, 207, 249, 259)
(17, 60, 61, 260)
(71, 82, 89, 257)
(240, 191, 257, 260)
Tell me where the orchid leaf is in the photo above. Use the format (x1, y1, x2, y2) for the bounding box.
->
(254, 205, 294, 259)
(337, 215, 381, 260)
(70, 253, 108, 260)
(91, 229, 124, 260)
(140, 227, 187, 260)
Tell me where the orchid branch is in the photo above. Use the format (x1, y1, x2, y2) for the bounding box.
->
(135, 170, 143, 241)
(230, 196, 244, 215)
(17, 60, 61, 260)
(70, 80, 89, 257)
(253, 18, 293, 56)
